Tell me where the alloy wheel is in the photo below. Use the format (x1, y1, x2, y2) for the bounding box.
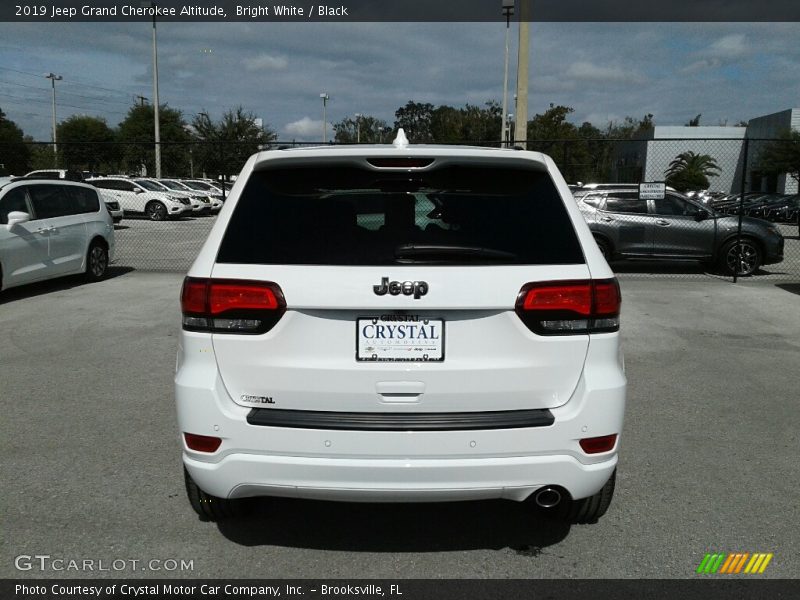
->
(726, 241, 758, 276)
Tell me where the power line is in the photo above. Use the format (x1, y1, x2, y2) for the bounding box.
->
(0, 78, 134, 108)
(0, 65, 137, 99)
(0, 91, 127, 116)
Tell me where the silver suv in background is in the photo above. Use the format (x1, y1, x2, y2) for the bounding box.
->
(576, 188, 784, 276)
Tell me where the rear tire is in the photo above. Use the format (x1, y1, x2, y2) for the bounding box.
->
(84, 240, 109, 282)
(538, 469, 616, 524)
(564, 469, 616, 524)
(184, 467, 249, 521)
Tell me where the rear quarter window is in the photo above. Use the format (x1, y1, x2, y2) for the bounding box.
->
(63, 186, 100, 214)
(217, 164, 585, 266)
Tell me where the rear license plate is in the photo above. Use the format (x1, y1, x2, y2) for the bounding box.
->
(357, 316, 444, 362)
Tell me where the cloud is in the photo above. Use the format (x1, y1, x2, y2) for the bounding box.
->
(565, 61, 642, 83)
(283, 116, 330, 140)
(707, 34, 748, 58)
(680, 58, 723, 74)
(242, 53, 288, 71)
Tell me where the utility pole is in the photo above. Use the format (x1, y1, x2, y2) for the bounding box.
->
(354, 113, 362, 143)
(44, 72, 62, 165)
(500, 0, 514, 147)
(514, 0, 530, 148)
(141, 1, 162, 178)
(135, 95, 149, 107)
(320, 93, 329, 143)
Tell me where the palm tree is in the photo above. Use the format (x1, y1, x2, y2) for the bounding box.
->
(664, 151, 720, 191)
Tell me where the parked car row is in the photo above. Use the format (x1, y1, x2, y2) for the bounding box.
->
(571, 184, 785, 276)
(708, 192, 799, 223)
(14, 170, 230, 223)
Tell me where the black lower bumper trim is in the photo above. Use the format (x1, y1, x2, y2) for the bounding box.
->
(246, 408, 555, 431)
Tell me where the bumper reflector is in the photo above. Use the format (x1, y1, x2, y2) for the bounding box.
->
(579, 434, 618, 454)
(184, 433, 222, 453)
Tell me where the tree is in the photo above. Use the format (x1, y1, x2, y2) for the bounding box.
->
(24, 136, 55, 171)
(117, 104, 192, 176)
(604, 113, 654, 139)
(665, 151, 720, 191)
(686, 114, 702, 127)
(755, 131, 800, 185)
(333, 115, 390, 144)
(0, 107, 32, 175)
(525, 104, 590, 181)
(429, 105, 463, 143)
(57, 115, 119, 172)
(191, 107, 276, 178)
(394, 101, 434, 143)
(527, 104, 577, 142)
(458, 101, 502, 145)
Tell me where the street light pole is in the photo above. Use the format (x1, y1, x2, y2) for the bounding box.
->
(142, 1, 161, 178)
(500, 0, 514, 147)
(354, 113, 362, 143)
(44, 72, 62, 165)
(320, 93, 329, 143)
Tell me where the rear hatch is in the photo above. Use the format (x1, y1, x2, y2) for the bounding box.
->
(207, 157, 591, 412)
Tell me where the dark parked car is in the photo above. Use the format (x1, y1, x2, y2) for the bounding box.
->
(764, 195, 799, 222)
(576, 188, 784, 276)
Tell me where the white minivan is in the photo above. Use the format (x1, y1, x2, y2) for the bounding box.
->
(175, 133, 626, 523)
(0, 179, 114, 291)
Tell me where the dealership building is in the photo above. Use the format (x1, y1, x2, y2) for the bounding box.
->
(613, 108, 799, 194)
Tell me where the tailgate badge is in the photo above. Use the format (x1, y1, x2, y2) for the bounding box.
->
(373, 277, 429, 299)
(241, 394, 275, 405)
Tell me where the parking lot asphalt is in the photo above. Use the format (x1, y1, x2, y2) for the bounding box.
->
(1, 271, 798, 578)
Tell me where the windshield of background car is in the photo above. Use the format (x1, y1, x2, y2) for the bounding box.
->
(216, 164, 585, 266)
(135, 179, 167, 192)
(160, 180, 185, 190)
(184, 181, 214, 191)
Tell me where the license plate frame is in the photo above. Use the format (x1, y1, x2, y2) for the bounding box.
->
(356, 316, 445, 362)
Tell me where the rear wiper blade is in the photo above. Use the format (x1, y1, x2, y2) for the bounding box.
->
(394, 244, 518, 261)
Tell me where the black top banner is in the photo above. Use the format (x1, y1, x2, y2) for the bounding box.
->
(3, 0, 800, 22)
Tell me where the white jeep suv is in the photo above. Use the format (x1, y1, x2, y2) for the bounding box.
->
(175, 132, 626, 523)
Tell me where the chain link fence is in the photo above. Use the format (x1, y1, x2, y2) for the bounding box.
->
(2, 138, 798, 280)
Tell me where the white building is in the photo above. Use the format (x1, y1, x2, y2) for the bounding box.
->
(612, 108, 799, 194)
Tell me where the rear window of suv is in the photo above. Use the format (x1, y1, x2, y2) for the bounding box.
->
(217, 164, 584, 266)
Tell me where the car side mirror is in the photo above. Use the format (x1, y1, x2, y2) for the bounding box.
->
(694, 209, 710, 221)
(6, 211, 31, 229)
(134, 189, 144, 194)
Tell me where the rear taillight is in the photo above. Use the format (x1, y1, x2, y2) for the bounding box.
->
(180, 277, 286, 334)
(515, 279, 620, 335)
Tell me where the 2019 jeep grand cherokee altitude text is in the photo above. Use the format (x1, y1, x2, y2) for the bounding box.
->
(175, 132, 626, 524)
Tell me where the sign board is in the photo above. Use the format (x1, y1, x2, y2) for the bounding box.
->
(639, 182, 666, 200)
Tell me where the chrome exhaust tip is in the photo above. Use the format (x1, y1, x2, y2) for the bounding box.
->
(534, 487, 562, 508)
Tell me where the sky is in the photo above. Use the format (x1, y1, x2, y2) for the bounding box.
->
(1, 21, 799, 142)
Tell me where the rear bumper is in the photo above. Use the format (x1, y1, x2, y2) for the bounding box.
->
(175, 333, 626, 503)
(185, 452, 617, 503)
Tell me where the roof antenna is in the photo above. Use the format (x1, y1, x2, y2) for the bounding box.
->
(393, 128, 409, 148)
